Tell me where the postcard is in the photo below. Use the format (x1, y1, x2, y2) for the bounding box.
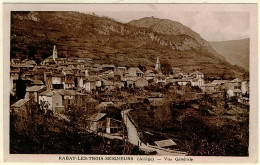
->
(2, 2, 258, 163)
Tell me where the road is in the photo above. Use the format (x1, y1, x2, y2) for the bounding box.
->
(121, 109, 187, 156)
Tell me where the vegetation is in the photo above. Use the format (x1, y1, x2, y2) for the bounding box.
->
(129, 86, 249, 156)
(11, 11, 247, 78)
(10, 101, 146, 154)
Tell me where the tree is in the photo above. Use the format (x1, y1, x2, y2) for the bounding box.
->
(16, 73, 26, 99)
(138, 64, 146, 72)
(153, 101, 172, 130)
(161, 60, 172, 75)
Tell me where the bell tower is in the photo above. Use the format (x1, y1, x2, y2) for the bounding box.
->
(53, 45, 58, 61)
(155, 56, 161, 71)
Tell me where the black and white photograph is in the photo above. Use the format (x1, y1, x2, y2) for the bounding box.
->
(3, 2, 258, 163)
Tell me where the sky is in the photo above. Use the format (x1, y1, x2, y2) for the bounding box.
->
(78, 4, 253, 41)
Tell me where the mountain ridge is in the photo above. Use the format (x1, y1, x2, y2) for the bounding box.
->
(128, 16, 226, 61)
(11, 11, 246, 79)
(210, 38, 249, 70)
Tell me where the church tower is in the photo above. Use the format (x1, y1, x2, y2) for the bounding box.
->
(53, 45, 58, 61)
(155, 56, 161, 71)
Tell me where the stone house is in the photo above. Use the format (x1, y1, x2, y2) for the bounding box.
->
(191, 78, 204, 87)
(52, 73, 64, 89)
(134, 77, 149, 88)
(11, 99, 30, 114)
(96, 101, 114, 110)
(191, 71, 204, 79)
(128, 67, 144, 77)
(86, 113, 107, 132)
(102, 64, 115, 71)
(86, 113, 123, 134)
(25, 85, 46, 103)
(154, 74, 167, 84)
(84, 78, 96, 92)
(200, 84, 217, 93)
(144, 70, 155, 81)
(39, 89, 84, 113)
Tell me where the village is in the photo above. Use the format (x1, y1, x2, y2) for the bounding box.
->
(10, 45, 250, 155)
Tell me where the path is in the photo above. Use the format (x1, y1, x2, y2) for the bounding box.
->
(121, 109, 187, 156)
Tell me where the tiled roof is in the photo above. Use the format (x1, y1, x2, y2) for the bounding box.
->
(154, 139, 177, 148)
(11, 99, 30, 108)
(211, 80, 227, 85)
(26, 85, 45, 92)
(32, 80, 44, 85)
(87, 113, 107, 121)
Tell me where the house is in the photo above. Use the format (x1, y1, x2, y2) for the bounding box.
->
(113, 70, 123, 81)
(33, 66, 45, 80)
(96, 102, 114, 110)
(86, 113, 107, 132)
(85, 98, 99, 110)
(25, 85, 46, 103)
(241, 81, 249, 95)
(39, 89, 84, 112)
(86, 113, 123, 134)
(211, 80, 228, 85)
(75, 72, 85, 88)
(128, 67, 144, 77)
(191, 78, 204, 87)
(52, 73, 64, 89)
(31, 80, 44, 86)
(44, 72, 52, 88)
(58, 90, 85, 109)
(55, 58, 66, 64)
(168, 78, 191, 86)
(101, 79, 114, 90)
(11, 99, 30, 114)
(144, 70, 155, 81)
(182, 72, 190, 78)
(154, 74, 166, 84)
(134, 77, 149, 88)
(101, 70, 114, 76)
(148, 96, 164, 106)
(84, 77, 96, 92)
(116, 67, 127, 72)
(102, 64, 115, 71)
(225, 78, 242, 92)
(39, 90, 60, 111)
(200, 84, 216, 93)
(63, 80, 75, 89)
(106, 117, 123, 134)
(122, 72, 134, 81)
(191, 71, 204, 79)
(233, 89, 242, 97)
(154, 139, 177, 148)
(11, 99, 39, 133)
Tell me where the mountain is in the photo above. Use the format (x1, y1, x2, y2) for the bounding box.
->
(11, 11, 246, 78)
(210, 38, 249, 70)
(128, 17, 225, 60)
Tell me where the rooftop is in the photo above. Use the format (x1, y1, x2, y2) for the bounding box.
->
(87, 113, 107, 121)
(26, 85, 45, 92)
(154, 139, 177, 148)
(11, 99, 30, 108)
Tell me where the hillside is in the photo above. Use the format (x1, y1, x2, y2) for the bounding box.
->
(128, 17, 225, 60)
(210, 38, 249, 70)
(11, 11, 246, 78)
